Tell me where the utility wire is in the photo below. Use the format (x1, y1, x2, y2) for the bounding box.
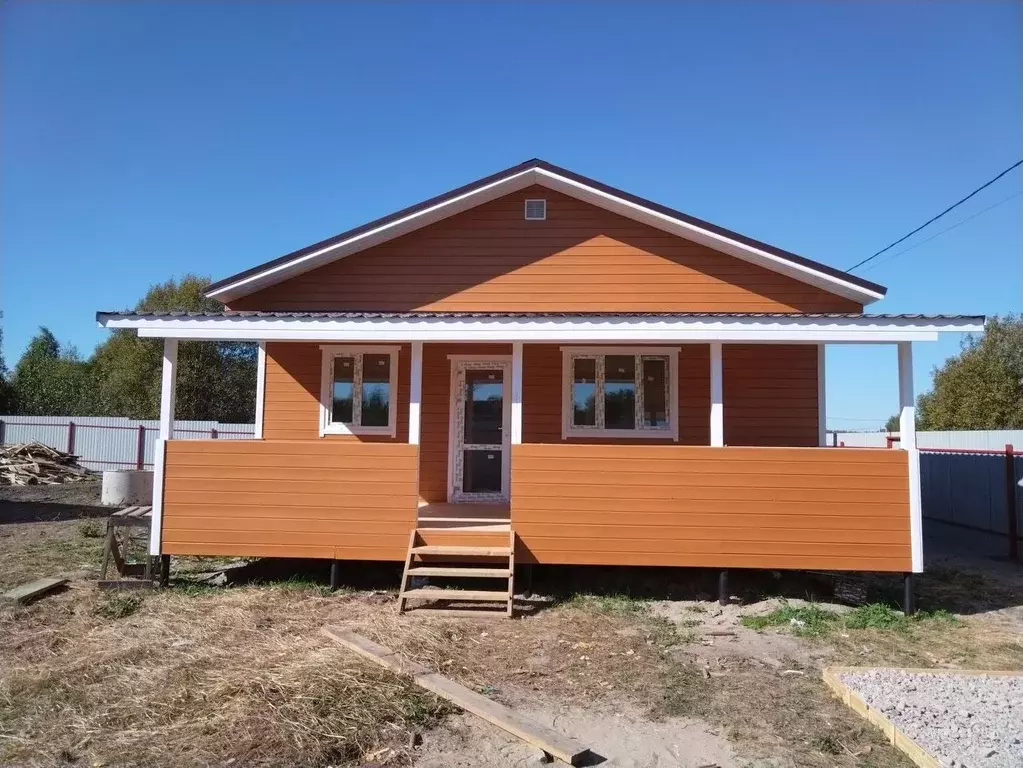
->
(863, 190, 1023, 273)
(847, 159, 1022, 272)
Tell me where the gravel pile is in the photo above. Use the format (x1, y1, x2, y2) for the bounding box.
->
(837, 669, 1022, 768)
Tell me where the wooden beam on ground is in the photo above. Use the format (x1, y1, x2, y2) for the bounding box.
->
(3, 577, 68, 604)
(321, 627, 589, 766)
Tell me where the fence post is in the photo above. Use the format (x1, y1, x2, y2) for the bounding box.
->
(136, 425, 146, 470)
(0, 418, 5, 446)
(1007, 444, 1019, 562)
(66, 421, 76, 455)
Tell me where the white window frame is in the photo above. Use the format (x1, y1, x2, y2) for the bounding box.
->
(319, 345, 400, 437)
(560, 346, 679, 441)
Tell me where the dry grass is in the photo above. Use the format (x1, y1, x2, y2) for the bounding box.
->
(0, 587, 449, 767)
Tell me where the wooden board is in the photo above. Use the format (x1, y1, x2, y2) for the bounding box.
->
(822, 667, 1023, 768)
(3, 577, 68, 604)
(321, 627, 589, 765)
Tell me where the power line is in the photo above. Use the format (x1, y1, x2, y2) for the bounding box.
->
(847, 159, 1023, 272)
(863, 190, 1023, 273)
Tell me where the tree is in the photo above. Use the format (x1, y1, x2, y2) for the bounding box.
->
(91, 275, 257, 421)
(884, 414, 900, 432)
(916, 315, 1023, 430)
(12, 327, 99, 415)
(0, 328, 15, 413)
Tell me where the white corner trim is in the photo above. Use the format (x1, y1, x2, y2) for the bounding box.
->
(908, 447, 923, 573)
(254, 342, 266, 439)
(817, 342, 826, 447)
(319, 345, 401, 438)
(203, 164, 885, 305)
(560, 346, 679, 441)
(149, 438, 166, 556)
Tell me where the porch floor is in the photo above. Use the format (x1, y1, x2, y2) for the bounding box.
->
(416, 501, 511, 532)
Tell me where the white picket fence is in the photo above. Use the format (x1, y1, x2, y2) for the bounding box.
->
(0, 415, 255, 471)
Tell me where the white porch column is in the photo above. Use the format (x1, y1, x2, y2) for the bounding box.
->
(817, 343, 827, 446)
(150, 339, 178, 556)
(898, 342, 916, 450)
(709, 342, 724, 447)
(409, 341, 423, 444)
(254, 342, 266, 439)
(511, 342, 523, 444)
(898, 341, 923, 573)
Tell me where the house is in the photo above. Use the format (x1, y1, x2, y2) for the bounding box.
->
(97, 159, 984, 615)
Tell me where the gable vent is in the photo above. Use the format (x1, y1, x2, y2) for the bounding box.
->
(524, 199, 546, 220)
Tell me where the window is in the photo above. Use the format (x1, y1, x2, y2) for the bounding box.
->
(562, 347, 678, 439)
(319, 346, 400, 436)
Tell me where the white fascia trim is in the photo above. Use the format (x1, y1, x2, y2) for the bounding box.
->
(99, 315, 984, 343)
(207, 168, 538, 300)
(532, 169, 885, 305)
(205, 166, 883, 305)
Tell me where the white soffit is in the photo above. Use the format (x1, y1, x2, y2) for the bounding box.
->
(206, 167, 884, 305)
(97, 314, 984, 343)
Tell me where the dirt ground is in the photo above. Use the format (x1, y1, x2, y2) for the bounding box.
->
(2, 483, 1021, 767)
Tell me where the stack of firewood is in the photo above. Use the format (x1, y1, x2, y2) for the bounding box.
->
(0, 442, 92, 485)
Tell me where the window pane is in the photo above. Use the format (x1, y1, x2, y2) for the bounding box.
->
(463, 449, 502, 493)
(642, 358, 668, 427)
(604, 355, 636, 430)
(464, 369, 503, 445)
(331, 356, 355, 424)
(572, 358, 596, 427)
(361, 353, 391, 427)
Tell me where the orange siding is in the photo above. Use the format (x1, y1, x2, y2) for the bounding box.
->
(511, 444, 911, 571)
(725, 344, 819, 446)
(161, 440, 417, 560)
(231, 186, 861, 314)
(263, 342, 411, 442)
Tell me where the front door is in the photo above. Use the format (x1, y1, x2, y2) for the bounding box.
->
(449, 359, 511, 502)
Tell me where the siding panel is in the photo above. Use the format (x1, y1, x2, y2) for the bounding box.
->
(231, 187, 861, 314)
(161, 440, 417, 560)
(510, 444, 911, 571)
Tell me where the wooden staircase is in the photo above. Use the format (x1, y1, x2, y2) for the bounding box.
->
(398, 529, 516, 617)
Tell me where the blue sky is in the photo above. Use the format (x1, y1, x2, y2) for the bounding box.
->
(1, 2, 1020, 429)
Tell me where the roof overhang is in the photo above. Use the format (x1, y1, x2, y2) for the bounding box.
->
(205, 161, 887, 306)
(97, 312, 984, 344)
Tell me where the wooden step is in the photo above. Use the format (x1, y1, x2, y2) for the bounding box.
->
(411, 545, 511, 557)
(402, 607, 509, 618)
(402, 588, 509, 602)
(407, 566, 512, 578)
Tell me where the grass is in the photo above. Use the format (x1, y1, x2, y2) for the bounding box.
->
(77, 519, 105, 539)
(93, 591, 146, 619)
(563, 592, 649, 615)
(741, 600, 961, 637)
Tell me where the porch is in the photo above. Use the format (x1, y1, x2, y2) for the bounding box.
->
(94, 310, 984, 582)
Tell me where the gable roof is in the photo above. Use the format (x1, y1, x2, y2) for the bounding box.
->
(205, 159, 887, 305)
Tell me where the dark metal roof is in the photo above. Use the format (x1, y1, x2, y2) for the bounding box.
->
(97, 310, 985, 322)
(204, 158, 888, 298)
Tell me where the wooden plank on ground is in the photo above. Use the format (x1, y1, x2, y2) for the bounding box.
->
(321, 627, 589, 765)
(3, 577, 68, 604)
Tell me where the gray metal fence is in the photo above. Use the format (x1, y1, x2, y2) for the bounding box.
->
(920, 447, 1022, 561)
(0, 415, 255, 471)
